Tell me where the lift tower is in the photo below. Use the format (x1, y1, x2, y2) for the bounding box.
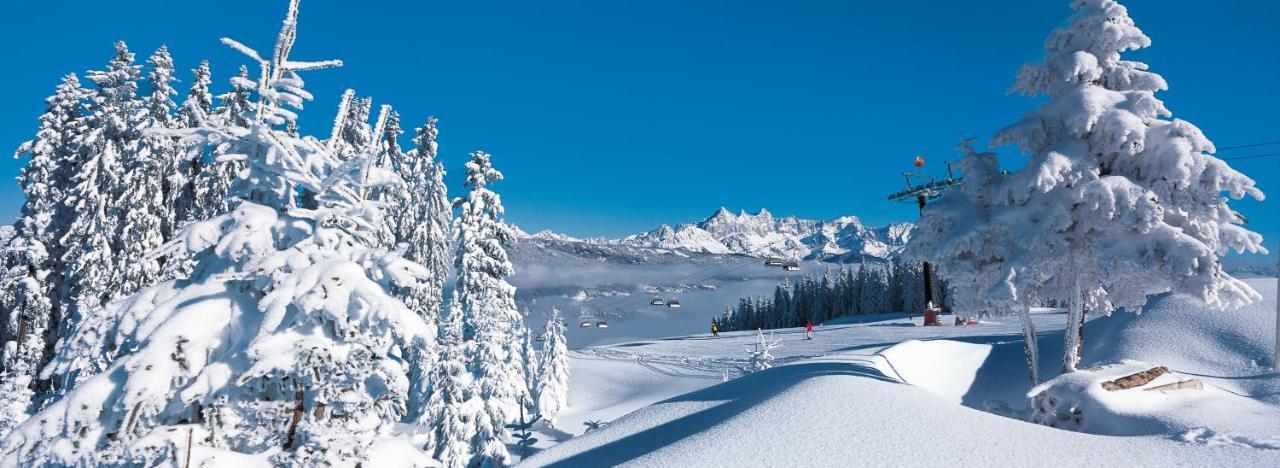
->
(888, 158, 960, 320)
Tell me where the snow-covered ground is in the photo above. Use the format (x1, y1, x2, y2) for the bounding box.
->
(521, 278, 1280, 466)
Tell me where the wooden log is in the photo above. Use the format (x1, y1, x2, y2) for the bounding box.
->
(1143, 379, 1203, 392)
(1101, 366, 1168, 391)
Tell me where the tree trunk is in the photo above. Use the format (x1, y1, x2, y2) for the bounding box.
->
(1061, 267, 1087, 375)
(284, 388, 304, 448)
(1019, 306, 1040, 386)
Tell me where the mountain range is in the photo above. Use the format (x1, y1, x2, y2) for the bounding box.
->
(520, 207, 913, 264)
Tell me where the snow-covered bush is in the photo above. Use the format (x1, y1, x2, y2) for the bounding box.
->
(1, 2, 436, 465)
(747, 330, 782, 372)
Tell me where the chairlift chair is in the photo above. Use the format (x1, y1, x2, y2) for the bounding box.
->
(579, 321, 593, 328)
(765, 257, 784, 267)
(783, 261, 800, 272)
(650, 297, 666, 306)
(666, 299, 682, 308)
(596, 321, 609, 328)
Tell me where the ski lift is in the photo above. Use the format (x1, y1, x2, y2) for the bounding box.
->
(764, 257, 784, 267)
(596, 321, 609, 328)
(579, 321, 593, 328)
(650, 297, 666, 307)
(783, 261, 800, 272)
(666, 299, 682, 308)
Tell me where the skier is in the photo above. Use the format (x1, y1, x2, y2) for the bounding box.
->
(804, 321, 814, 340)
(711, 320, 720, 337)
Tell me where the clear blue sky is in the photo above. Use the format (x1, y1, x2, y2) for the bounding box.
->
(1, 0, 1276, 260)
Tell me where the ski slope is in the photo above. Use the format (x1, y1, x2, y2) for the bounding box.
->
(522, 278, 1280, 467)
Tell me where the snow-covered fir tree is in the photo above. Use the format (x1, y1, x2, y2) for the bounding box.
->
(176, 61, 214, 131)
(519, 328, 539, 413)
(420, 294, 480, 468)
(0, 74, 88, 436)
(912, 0, 1267, 380)
(453, 150, 528, 467)
(141, 46, 187, 244)
(113, 46, 176, 294)
(401, 117, 452, 316)
(189, 64, 251, 222)
(2, 3, 438, 465)
(58, 41, 143, 339)
(168, 59, 214, 270)
(331, 91, 374, 161)
(535, 308, 570, 425)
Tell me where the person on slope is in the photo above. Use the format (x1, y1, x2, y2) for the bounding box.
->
(711, 320, 720, 337)
(804, 321, 814, 340)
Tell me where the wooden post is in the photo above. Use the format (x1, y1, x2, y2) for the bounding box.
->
(185, 427, 194, 468)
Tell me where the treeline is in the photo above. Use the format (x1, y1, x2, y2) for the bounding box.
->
(718, 260, 950, 332)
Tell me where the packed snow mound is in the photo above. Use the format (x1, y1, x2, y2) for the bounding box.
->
(1081, 278, 1279, 404)
(1030, 360, 1280, 443)
(878, 339, 991, 404)
(523, 354, 1280, 467)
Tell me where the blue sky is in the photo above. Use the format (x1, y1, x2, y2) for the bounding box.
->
(1, 0, 1277, 261)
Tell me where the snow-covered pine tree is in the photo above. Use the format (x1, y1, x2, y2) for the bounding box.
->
(4, 3, 436, 465)
(113, 46, 176, 294)
(176, 61, 214, 130)
(58, 42, 143, 343)
(189, 64, 252, 222)
(420, 293, 480, 468)
(403, 117, 451, 314)
(165, 60, 215, 279)
(520, 328, 539, 412)
(396, 113, 448, 423)
(858, 267, 890, 314)
(535, 308, 570, 425)
(1000, 0, 1265, 373)
(914, 0, 1268, 377)
(142, 46, 187, 244)
(329, 90, 374, 161)
(770, 279, 791, 329)
(1, 74, 87, 435)
(370, 106, 408, 242)
(453, 150, 527, 467)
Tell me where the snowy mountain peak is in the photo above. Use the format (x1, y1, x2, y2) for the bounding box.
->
(603, 208, 912, 263)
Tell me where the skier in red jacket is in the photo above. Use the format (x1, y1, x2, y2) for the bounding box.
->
(804, 321, 814, 340)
